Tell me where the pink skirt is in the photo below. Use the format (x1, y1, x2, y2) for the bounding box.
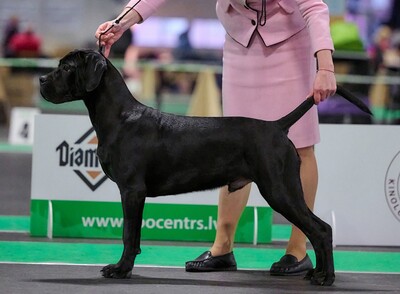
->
(222, 28, 320, 148)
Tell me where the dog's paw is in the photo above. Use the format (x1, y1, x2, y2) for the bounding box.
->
(101, 264, 132, 279)
(303, 269, 314, 280)
(309, 270, 335, 286)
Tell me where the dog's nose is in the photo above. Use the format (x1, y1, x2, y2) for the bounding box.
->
(39, 76, 47, 83)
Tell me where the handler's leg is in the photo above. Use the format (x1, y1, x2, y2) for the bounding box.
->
(186, 146, 317, 273)
(210, 147, 317, 260)
(185, 184, 250, 271)
(210, 184, 251, 255)
(212, 146, 318, 259)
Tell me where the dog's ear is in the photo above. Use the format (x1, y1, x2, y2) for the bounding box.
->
(84, 52, 107, 92)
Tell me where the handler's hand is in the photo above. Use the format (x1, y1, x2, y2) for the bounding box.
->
(312, 70, 337, 104)
(95, 21, 124, 57)
(95, 8, 142, 57)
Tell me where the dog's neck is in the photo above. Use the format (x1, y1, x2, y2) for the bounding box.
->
(84, 59, 146, 144)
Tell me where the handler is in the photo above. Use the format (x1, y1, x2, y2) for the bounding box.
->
(96, 0, 336, 276)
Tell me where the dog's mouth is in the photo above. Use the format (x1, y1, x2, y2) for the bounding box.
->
(40, 89, 74, 104)
(39, 83, 60, 104)
(39, 76, 64, 104)
(39, 88, 51, 102)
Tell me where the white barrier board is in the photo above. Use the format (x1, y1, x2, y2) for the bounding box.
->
(32, 114, 400, 246)
(31, 114, 266, 205)
(30, 114, 272, 242)
(315, 124, 400, 246)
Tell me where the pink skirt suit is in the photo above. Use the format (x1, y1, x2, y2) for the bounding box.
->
(129, 0, 334, 148)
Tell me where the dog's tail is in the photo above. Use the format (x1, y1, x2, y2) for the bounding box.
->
(277, 85, 372, 132)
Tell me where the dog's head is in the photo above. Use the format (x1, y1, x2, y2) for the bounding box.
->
(39, 49, 107, 104)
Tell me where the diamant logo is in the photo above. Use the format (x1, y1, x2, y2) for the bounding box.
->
(55, 127, 108, 191)
(385, 151, 400, 223)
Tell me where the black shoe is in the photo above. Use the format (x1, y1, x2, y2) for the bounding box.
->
(269, 254, 313, 276)
(185, 251, 237, 272)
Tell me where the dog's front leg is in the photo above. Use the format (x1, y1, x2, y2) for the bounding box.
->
(101, 188, 145, 279)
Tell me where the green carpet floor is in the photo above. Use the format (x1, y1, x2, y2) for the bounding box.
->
(0, 216, 399, 273)
(0, 216, 30, 232)
(0, 241, 399, 273)
(0, 143, 32, 153)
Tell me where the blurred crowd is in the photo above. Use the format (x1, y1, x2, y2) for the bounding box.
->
(1, 16, 44, 58)
(367, 0, 400, 71)
(0, 1, 399, 124)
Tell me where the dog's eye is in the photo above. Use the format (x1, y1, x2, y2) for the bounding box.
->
(62, 65, 72, 72)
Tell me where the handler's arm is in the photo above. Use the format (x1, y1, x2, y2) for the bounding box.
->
(296, 0, 336, 103)
(95, 0, 167, 57)
(296, 0, 334, 54)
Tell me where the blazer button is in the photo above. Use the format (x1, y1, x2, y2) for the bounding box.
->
(251, 19, 256, 25)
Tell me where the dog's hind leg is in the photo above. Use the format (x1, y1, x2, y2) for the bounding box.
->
(101, 186, 146, 279)
(260, 181, 334, 285)
(255, 157, 334, 285)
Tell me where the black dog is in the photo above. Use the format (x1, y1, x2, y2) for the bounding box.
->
(39, 49, 371, 286)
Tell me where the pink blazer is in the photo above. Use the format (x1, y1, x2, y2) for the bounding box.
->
(128, 0, 334, 54)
